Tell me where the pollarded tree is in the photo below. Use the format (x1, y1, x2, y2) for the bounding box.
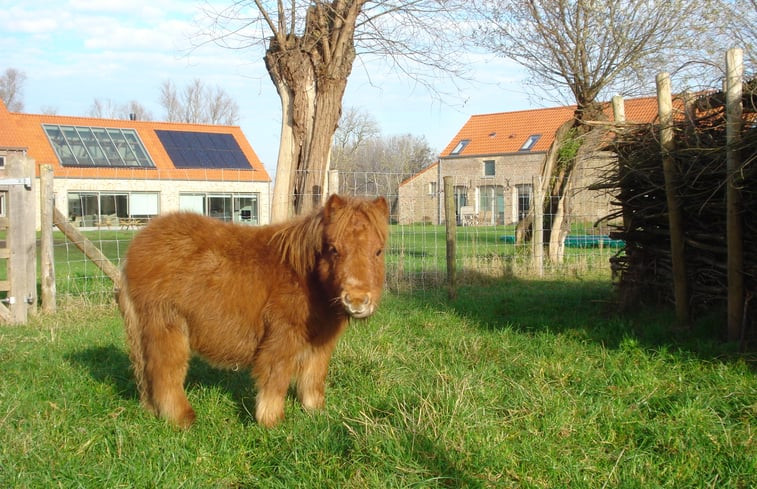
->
(198, 1, 471, 219)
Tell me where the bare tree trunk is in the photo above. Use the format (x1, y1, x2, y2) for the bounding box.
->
(266, 2, 362, 220)
(515, 120, 574, 246)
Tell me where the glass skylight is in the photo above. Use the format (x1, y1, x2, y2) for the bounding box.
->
(43, 124, 154, 168)
(450, 139, 470, 155)
(519, 134, 542, 151)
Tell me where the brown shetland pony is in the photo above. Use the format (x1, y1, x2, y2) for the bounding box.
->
(118, 194, 389, 428)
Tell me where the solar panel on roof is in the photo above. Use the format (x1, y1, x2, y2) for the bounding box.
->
(155, 130, 252, 170)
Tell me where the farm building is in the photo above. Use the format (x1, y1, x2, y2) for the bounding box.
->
(397, 97, 659, 226)
(0, 100, 271, 230)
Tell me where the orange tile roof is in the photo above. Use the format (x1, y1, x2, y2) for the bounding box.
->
(440, 96, 660, 158)
(0, 100, 271, 182)
(400, 161, 438, 186)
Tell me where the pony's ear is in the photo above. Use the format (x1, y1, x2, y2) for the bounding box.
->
(324, 194, 346, 218)
(372, 196, 389, 218)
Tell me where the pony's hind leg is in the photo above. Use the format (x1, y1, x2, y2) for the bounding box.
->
(143, 313, 196, 428)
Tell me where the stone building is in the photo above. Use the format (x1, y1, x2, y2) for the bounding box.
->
(398, 97, 658, 226)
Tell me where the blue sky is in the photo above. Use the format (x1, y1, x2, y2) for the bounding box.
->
(1, 0, 539, 175)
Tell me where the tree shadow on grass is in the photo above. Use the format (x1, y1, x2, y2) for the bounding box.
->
(396, 273, 754, 365)
(66, 345, 261, 425)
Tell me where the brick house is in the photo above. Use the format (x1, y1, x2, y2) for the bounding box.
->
(0, 101, 271, 230)
(398, 97, 658, 225)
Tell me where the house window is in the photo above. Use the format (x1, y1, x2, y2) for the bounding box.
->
(483, 160, 495, 177)
(478, 185, 505, 225)
(67, 191, 159, 226)
(450, 139, 470, 155)
(0, 193, 5, 217)
(428, 181, 437, 195)
(516, 184, 533, 220)
(0, 155, 5, 168)
(179, 192, 259, 225)
(519, 134, 541, 151)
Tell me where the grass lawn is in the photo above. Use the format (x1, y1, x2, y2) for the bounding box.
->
(0, 278, 754, 488)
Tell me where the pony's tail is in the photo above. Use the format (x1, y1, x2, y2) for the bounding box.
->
(117, 275, 149, 407)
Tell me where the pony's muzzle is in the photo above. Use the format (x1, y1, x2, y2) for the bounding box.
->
(341, 291, 374, 319)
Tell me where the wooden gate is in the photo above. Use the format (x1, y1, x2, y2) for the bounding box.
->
(0, 155, 37, 323)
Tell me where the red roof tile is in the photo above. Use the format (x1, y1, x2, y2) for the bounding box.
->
(0, 100, 270, 182)
(440, 96, 660, 158)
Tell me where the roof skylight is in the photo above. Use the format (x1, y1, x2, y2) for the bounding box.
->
(450, 139, 470, 155)
(43, 124, 154, 168)
(519, 134, 541, 151)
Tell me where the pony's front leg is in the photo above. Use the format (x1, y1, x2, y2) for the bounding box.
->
(296, 342, 337, 411)
(253, 353, 296, 428)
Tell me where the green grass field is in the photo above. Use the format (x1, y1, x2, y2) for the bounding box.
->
(0, 279, 754, 488)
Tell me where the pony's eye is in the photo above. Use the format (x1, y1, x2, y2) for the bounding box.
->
(376, 248, 383, 257)
(328, 245, 339, 257)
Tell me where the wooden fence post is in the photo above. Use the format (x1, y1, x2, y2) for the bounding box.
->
(532, 175, 544, 277)
(3, 156, 37, 323)
(725, 48, 744, 342)
(656, 72, 689, 327)
(53, 208, 122, 289)
(40, 165, 56, 313)
(327, 169, 340, 196)
(612, 95, 633, 248)
(443, 176, 457, 300)
(611, 95, 625, 123)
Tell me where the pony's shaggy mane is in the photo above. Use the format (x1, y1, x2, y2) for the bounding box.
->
(270, 197, 389, 278)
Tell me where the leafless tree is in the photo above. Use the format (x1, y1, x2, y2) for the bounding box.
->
(124, 100, 153, 121)
(473, 0, 714, 117)
(332, 107, 433, 203)
(206, 85, 240, 125)
(0, 68, 27, 112)
(473, 0, 723, 261)
(160, 80, 183, 122)
(197, 1, 472, 219)
(711, 0, 757, 71)
(332, 106, 381, 170)
(89, 98, 153, 120)
(160, 79, 240, 125)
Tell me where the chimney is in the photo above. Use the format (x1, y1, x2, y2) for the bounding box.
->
(129, 113, 137, 121)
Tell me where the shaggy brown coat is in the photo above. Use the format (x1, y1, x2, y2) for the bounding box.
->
(118, 194, 389, 427)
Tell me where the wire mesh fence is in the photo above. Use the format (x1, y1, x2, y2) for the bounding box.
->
(49, 169, 620, 304)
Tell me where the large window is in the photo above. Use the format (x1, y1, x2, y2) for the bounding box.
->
(43, 124, 155, 168)
(179, 192, 260, 225)
(478, 185, 505, 225)
(68, 191, 159, 226)
(516, 184, 533, 221)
